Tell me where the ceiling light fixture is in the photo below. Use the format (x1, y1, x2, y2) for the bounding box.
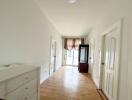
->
(68, 0, 77, 4)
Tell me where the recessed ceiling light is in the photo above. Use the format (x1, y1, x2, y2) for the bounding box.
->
(68, 0, 77, 4)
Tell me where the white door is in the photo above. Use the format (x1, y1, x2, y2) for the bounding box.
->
(50, 40, 56, 75)
(89, 39, 95, 75)
(102, 27, 120, 100)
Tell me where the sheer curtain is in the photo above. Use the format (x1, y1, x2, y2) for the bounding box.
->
(64, 38, 84, 50)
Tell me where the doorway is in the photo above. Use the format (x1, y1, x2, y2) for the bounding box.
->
(100, 20, 121, 100)
(63, 38, 84, 67)
(66, 49, 79, 66)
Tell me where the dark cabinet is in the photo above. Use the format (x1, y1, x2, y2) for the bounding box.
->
(78, 45, 89, 73)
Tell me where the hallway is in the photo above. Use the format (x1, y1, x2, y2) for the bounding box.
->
(0, 0, 131, 100)
(40, 66, 102, 100)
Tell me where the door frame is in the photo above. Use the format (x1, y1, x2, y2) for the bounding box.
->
(99, 20, 122, 100)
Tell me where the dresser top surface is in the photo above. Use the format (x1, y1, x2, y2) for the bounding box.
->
(0, 64, 40, 82)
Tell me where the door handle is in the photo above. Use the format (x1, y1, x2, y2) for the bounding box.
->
(101, 62, 105, 65)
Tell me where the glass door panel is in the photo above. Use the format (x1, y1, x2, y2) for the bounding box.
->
(80, 47, 87, 63)
(66, 49, 79, 66)
(73, 49, 79, 66)
(66, 50, 73, 65)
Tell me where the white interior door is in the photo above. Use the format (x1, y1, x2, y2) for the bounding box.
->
(102, 27, 120, 100)
(50, 40, 56, 75)
(89, 39, 95, 75)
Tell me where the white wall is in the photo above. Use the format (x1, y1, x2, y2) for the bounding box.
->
(0, 0, 62, 83)
(86, 0, 129, 100)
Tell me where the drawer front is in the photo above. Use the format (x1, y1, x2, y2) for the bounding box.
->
(24, 79, 38, 97)
(6, 79, 38, 100)
(6, 69, 38, 93)
(0, 82, 6, 99)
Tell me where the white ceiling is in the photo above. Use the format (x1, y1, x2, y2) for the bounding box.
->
(36, 0, 109, 36)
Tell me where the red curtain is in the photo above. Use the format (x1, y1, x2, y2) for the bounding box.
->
(64, 38, 84, 50)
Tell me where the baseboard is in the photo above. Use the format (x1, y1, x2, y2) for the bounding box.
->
(89, 74, 99, 89)
(97, 89, 108, 100)
(89, 74, 108, 100)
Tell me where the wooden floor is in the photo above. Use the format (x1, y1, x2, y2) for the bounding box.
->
(40, 66, 102, 100)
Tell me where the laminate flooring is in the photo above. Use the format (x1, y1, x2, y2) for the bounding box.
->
(40, 66, 102, 100)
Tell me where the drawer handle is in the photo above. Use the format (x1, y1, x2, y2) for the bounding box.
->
(24, 97, 28, 100)
(25, 87, 28, 90)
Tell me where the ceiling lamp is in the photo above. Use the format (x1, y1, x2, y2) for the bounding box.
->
(68, 0, 77, 4)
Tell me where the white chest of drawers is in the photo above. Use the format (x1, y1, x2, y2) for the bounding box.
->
(0, 65, 40, 100)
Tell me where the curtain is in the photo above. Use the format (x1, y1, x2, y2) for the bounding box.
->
(64, 38, 84, 50)
(74, 39, 81, 50)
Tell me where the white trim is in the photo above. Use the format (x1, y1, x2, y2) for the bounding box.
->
(101, 20, 122, 36)
(49, 36, 52, 76)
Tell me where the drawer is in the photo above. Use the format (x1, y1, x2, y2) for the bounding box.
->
(6, 69, 38, 93)
(0, 82, 6, 99)
(24, 79, 38, 96)
(6, 79, 38, 100)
